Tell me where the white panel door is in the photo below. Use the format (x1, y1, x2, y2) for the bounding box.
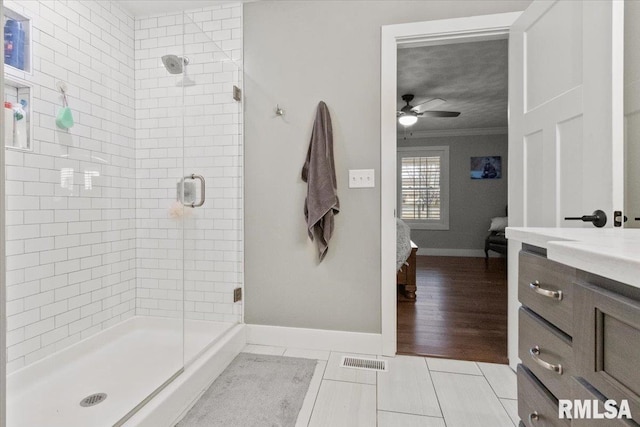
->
(509, 0, 624, 228)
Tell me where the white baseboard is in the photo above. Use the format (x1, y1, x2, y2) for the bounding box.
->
(416, 248, 503, 258)
(246, 324, 382, 355)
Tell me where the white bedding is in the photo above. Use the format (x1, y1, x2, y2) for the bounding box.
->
(396, 219, 412, 271)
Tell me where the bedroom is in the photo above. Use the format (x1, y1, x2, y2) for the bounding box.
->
(395, 38, 509, 363)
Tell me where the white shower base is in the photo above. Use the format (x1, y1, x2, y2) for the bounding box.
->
(7, 316, 242, 427)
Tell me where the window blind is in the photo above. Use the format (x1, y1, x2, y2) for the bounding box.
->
(400, 156, 441, 220)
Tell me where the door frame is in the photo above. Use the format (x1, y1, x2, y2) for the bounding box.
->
(380, 12, 521, 356)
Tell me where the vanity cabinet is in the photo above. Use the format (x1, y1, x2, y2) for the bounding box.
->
(517, 247, 640, 426)
(574, 277, 640, 422)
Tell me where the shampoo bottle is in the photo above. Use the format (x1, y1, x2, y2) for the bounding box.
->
(4, 20, 25, 70)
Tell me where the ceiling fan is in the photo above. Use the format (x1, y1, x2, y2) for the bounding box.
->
(397, 94, 461, 126)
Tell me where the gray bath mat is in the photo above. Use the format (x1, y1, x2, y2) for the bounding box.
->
(176, 353, 317, 427)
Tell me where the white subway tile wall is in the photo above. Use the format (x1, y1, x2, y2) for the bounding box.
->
(4, 0, 137, 373)
(4, 1, 243, 373)
(134, 6, 242, 323)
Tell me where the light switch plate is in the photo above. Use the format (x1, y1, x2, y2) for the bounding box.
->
(349, 169, 375, 188)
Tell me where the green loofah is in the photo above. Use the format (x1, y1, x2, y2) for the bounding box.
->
(56, 107, 74, 129)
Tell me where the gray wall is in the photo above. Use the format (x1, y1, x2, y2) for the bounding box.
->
(244, 1, 531, 333)
(398, 134, 508, 252)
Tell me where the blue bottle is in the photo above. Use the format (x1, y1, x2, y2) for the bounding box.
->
(4, 20, 25, 70)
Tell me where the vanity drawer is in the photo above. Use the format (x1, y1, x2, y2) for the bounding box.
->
(518, 364, 570, 427)
(574, 281, 640, 421)
(519, 308, 574, 401)
(519, 251, 575, 336)
(570, 377, 639, 426)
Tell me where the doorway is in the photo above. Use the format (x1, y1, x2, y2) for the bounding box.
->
(394, 38, 509, 364)
(380, 13, 521, 360)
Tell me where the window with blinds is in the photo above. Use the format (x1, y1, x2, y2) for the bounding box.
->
(397, 146, 449, 230)
(400, 156, 441, 220)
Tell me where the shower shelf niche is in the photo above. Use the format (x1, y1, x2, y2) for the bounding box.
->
(4, 76, 32, 151)
(3, 5, 32, 76)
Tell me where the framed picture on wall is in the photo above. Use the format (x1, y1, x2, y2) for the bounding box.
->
(470, 156, 501, 179)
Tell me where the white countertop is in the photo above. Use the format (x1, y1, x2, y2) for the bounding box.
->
(506, 227, 640, 289)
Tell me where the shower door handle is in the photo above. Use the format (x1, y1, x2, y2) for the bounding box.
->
(181, 174, 206, 207)
(191, 174, 205, 207)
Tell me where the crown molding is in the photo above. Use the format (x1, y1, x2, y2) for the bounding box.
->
(397, 127, 508, 139)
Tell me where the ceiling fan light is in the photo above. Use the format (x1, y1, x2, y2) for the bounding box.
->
(398, 114, 418, 126)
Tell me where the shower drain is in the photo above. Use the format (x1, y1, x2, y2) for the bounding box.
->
(80, 393, 107, 407)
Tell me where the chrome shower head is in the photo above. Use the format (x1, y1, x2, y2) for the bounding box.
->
(161, 55, 189, 74)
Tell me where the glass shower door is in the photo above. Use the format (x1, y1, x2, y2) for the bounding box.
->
(114, 10, 188, 427)
(180, 12, 243, 366)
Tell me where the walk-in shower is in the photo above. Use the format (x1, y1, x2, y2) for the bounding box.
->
(3, 2, 244, 426)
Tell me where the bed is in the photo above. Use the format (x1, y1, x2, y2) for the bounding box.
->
(396, 219, 418, 299)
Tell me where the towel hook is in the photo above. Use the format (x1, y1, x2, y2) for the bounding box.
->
(275, 104, 285, 116)
(56, 81, 69, 107)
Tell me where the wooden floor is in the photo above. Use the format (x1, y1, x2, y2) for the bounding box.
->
(397, 256, 508, 364)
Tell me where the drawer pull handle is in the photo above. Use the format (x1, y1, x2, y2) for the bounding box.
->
(529, 346, 563, 375)
(529, 411, 539, 423)
(529, 281, 563, 300)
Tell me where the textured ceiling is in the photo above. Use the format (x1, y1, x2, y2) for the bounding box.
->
(397, 39, 508, 132)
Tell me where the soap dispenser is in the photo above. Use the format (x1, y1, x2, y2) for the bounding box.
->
(13, 100, 28, 149)
(4, 102, 14, 147)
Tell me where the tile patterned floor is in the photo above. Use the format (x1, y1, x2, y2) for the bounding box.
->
(242, 345, 518, 427)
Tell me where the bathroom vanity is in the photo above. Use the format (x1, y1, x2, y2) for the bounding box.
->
(506, 228, 640, 426)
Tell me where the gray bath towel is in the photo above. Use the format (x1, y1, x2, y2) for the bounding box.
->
(302, 101, 339, 261)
